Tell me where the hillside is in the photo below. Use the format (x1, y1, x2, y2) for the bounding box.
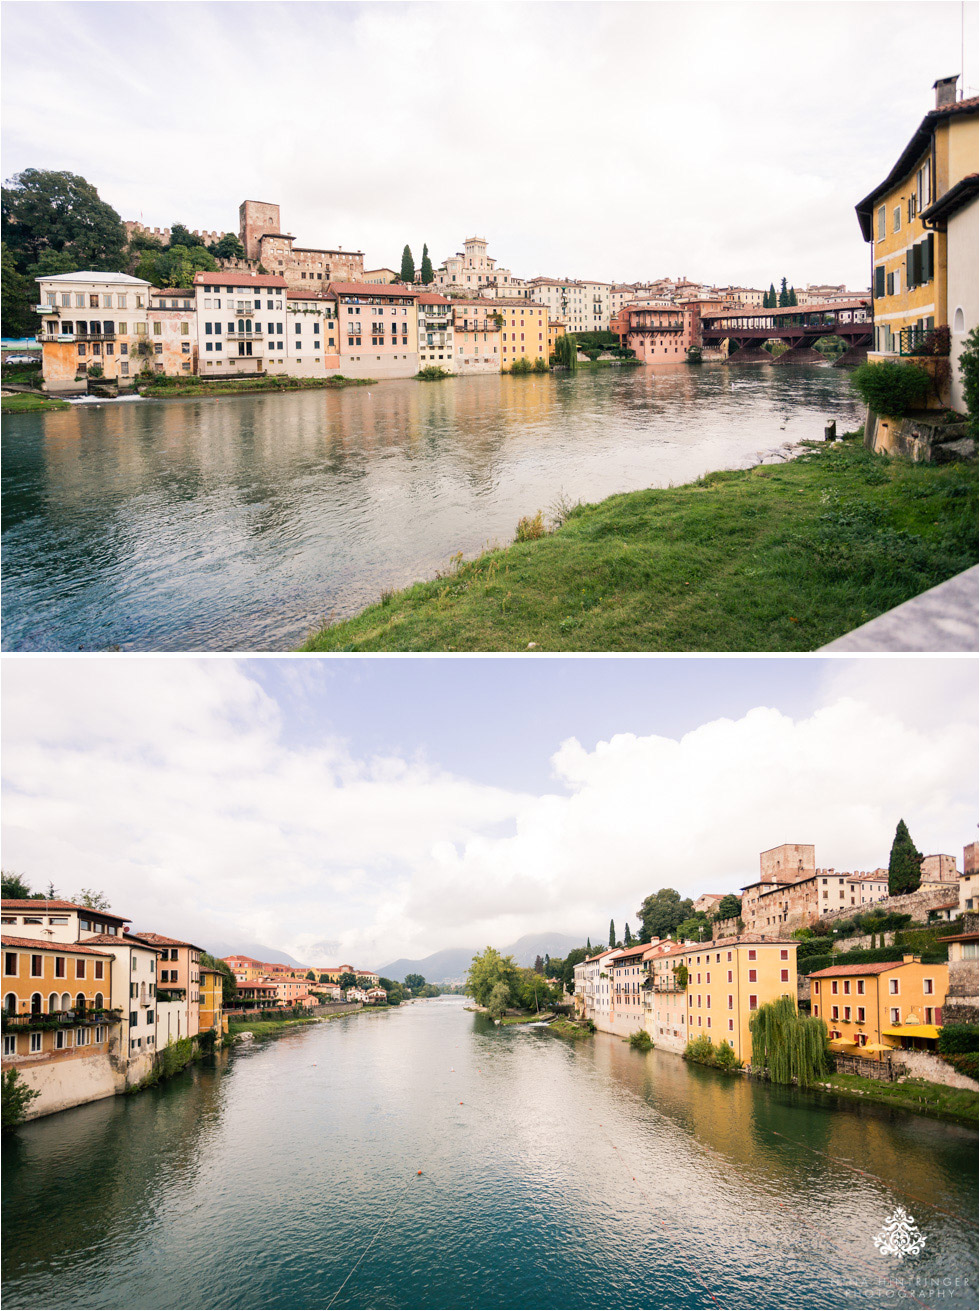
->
(378, 932, 585, 983)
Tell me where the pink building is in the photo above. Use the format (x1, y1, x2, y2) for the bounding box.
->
(610, 302, 700, 362)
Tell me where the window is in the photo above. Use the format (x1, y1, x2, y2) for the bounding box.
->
(893, 206, 901, 233)
(31, 955, 43, 977)
(747, 950, 756, 961)
(889, 979, 899, 995)
(923, 978, 933, 994)
(130, 1010, 138, 1026)
(748, 970, 757, 983)
(780, 970, 789, 983)
(890, 1007, 900, 1024)
(30, 1032, 43, 1053)
(75, 959, 86, 979)
(748, 995, 758, 1011)
(857, 1007, 865, 1022)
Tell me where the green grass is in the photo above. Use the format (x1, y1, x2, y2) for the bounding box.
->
(302, 436, 978, 651)
(228, 1018, 321, 1039)
(1, 393, 69, 412)
(819, 1073, 978, 1125)
(138, 374, 376, 398)
(499, 1011, 555, 1025)
(547, 1019, 594, 1040)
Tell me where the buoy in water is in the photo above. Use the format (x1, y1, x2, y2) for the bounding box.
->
(417, 1170, 423, 1175)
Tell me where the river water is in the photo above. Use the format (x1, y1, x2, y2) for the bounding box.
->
(1, 365, 864, 651)
(1, 998, 976, 1310)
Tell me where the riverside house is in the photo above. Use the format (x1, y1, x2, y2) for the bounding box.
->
(193, 270, 287, 377)
(129, 931, 204, 1040)
(329, 281, 420, 379)
(809, 957, 949, 1059)
(34, 271, 152, 391)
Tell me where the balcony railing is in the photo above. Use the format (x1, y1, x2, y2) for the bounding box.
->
(651, 978, 685, 993)
(156, 988, 186, 1002)
(226, 331, 264, 340)
(2, 1007, 123, 1031)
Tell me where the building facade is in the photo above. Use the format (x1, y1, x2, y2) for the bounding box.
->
(417, 292, 455, 369)
(610, 302, 700, 362)
(809, 957, 949, 1057)
(526, 279, 612, 334)
(451, 300, 502, 373)
(35, 272, 153, 391)
(330, 282, 420, 379)
(498, 298, 548, 368)
(239, 200, 363, 289)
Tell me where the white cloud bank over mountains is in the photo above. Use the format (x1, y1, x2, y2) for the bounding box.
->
(2, 659, 975, 968)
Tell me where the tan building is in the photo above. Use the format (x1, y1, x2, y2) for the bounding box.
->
(147, 288, 197, 378)
(430, 237, 519, 296)
(450, 299, 502, 374)
(199, 967, 227, 1040)
(497, 298, 548, 368)
(526, 278, 612, 334)
(362, 268, 400, 284)
(35, 272, 152, 391)
(417, 292, 455, 369)
(737, 844, 889, 937)
(130, 931, 204, 1040)
(239, 200, 363, 290)
(961, 842, 979, 912)
(809, 957, 949, 1057)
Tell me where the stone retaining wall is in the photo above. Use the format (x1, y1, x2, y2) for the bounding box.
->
(892, 1049, 979, 1091)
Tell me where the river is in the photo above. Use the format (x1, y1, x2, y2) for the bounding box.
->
(1, 997, 976, 1310)
(1, 365, 864, 652)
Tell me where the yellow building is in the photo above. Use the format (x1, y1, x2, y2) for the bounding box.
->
(199, 967, 227, 1040)
(809, 956, 948, 1059)
(2, 936, 118, 1066)
(547, 318, 566, 360)
(856, 78, 978, 370)
(648, 939, 798, 1062)
(497, 298, 549, 369)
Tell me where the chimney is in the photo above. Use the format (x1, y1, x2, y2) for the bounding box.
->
(933, 75, 958, 108)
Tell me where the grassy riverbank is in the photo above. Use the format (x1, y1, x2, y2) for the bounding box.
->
(227, 1017, 324, 1040)
(547, 1019, 594, 1040)
(818, 1073, 979, 1125)
(302, 435, 978, 651)
(137, 374, 376, 399)
(500, 1011, 555, 1025)
(1, 393, 69, 412)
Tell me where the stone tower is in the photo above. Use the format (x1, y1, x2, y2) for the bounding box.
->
(239, 200, 281, 261)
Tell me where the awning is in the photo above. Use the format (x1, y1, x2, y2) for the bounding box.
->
(881, 1025, 940, 1039)
(829, 1038, 858, 1049)
(862, 1043, 893, 1053)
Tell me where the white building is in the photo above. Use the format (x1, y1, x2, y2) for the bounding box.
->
(35, 271, 152, 391)
(193, 270, 288, 376)
(430, 236, 521, 296)
(417, 292, 455, 369)
(920, 174, 979, 414)
(526, 278, 612, 333)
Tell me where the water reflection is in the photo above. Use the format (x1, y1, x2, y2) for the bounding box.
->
(1, 1001, 976, 1310)
(3, 367, 866, 650)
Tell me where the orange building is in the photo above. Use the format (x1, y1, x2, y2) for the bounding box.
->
(497, 297, 548, 369)
(610, 302, 700, 362)
(199, 967, 227, 1039)
(809, 956, 949, 1058)
(2, 937, 118, 1067)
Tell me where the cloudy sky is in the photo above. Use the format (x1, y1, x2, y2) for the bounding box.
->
(2, 656, 976, 969)
(2, 1, 978, 289)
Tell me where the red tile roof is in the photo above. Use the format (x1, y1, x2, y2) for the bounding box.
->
(1, 935, 114, 956)
(327, 282, 418, 299)
(808, 961, 912, 978)
(193, 273, 287, 288)
(2, 899, 129, 921)
(417, 293, 451, 305)
(131, 931, 205, 951)
(82, 933, 156, 948)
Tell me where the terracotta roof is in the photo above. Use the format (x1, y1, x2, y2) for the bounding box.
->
(131, 931, 205, 952)
(936, 930, 979, 943)
(2, 899, 129, 921)
(808, 961, 912, 978)
(417, 293, 451, 306)
(193, 272, 287, 288)
(82, 933, 157, 949)
(1, 935, 114, 956)
(920, 174, 980, 225)
(327, 282, 418, 298)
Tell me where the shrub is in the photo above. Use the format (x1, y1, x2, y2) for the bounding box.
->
(629, 1029, 653, 1050)
(937, 1023, 979, 1055)
(86, 363, 104, 378)
(2, 1069, 40, 1130)
(684, 1034, 716, 1065)
(416, 366, 452, 381)
(749, 995, 829, 1086)
(686, 346, 703, 364)
(851, 360, 933, 416)
(515, 511, 545, 542)
(945, 1052, 978, 1080)
(531, 357, 549, 373)
(712, 1041, 743, 1071)
(909, 324, 950, 357)
(509, 357, 533, 375)
(959, 327, 978, 432)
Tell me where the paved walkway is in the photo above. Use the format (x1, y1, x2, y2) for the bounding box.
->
(820, 565, 979, 652)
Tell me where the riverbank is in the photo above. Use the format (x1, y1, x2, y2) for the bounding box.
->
(302, 434, 978, 651)
(818, 1072, 979, 1126)
(1, 392, 69, 412)
(136, 374, 376, 399)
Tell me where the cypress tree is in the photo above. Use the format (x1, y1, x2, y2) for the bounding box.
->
(766, 282, 777, 309)
(609, 919, 616, 949)
(400, 244, 415, 284)
(624, 923, 633, 946)
(778, 277, 790, 308)
(888, 819, 923, 896)
(420, 243, 434, 284)
(586, 937, 592, 954)
(788, 286, 798, 306)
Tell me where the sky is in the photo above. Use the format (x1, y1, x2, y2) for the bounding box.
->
(2, 656, 976, 969)
(1, 1, 978, 290)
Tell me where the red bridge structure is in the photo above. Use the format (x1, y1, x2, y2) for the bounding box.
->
(699, 300, 872, 365)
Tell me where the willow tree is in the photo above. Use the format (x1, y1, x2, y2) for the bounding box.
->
(749, 995, 829, 1086)
(554, 332, 577, 370)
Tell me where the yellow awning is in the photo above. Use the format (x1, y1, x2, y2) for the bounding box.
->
(862, 1043, 893, 1052)
(829, 1038, 858, 1049)
(881, 1025, 940, 1039)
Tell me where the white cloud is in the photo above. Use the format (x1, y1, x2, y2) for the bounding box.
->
(2, 2, 976, 288)
(1, 658, 975, 967)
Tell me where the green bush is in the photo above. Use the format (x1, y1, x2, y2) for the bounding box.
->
(713, 1041, 743, 1071)
(2, 1069, 40, 1130)
(959, 327, 978, 432)
(509, 357, 533, 375)
(937, 1023, 979, 1055)
(683, 1035, 742, 1070)
(851, 360, 933, 416)
(531, 357, 549, 374)
(945, 1052, 978, 1079)
(415, 366, 452, 381)
(628, 1029, 653, 1050)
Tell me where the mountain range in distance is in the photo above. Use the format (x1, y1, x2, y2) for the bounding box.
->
(377, 932, 587, 983)
(203, 939, 303, 968)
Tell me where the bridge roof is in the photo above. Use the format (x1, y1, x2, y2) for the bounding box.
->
(704, 300, 869, 321)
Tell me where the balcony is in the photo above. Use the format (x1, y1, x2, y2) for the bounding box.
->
(2, 1008, 123, 1031)
(36, 304, 59, 315)
(226, 330, 264, 340)
(651, 977, 685, 993)
(421, 318, 449, 330)
(156, 988, 186, 1003)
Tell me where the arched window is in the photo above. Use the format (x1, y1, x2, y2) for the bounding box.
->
(953, 307, 965, 333)
(75, 992, 86, 1012)
(61, 992, 72, 1011)
(3, 993, 16, 1015)
(94, 993, 104, 1010)
(238, 319, 245, 334)
(31, 992, 43, 1014)
(49, 993, 60, 1012)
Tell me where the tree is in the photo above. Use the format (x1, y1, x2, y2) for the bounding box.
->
(74, 888, 110, 910)
(623, 923, 633, 947)
(466, 947, 519, 1008)
(778, 277, 790, 308)
(608, 919, 616, 949)
(487, 982, 511, 1020)
(959, 327, 978, 434)
(378, 976, 405, 1004)
(749, 995, 828, 1086)
(135, 243, 217, 289)
(585, 938, 592, 954)
(714, 894, 742, 922)
(888, 819, 923, 896)
(636, 889, 694, 942)
(1, 242, 31, 337)
(765, 283, 777, 309)
(209, 233, 246, 261)
(167, 223, 205, 249)
(1, 871, 31, 899)
(338, 971, 358, 992)
(400, 245, 415, 284)
(560, 946, 589, 995)
(404, 973, 426, 991)
(305, 970, 316, 981)
(2, 1069, 40, 1131)
(533, 954, 544, 974)
(788, 286, 797, 307)
(675, 914, 712, 943)
(2, 169, 126, 272)
(419, 243, 434, 284)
